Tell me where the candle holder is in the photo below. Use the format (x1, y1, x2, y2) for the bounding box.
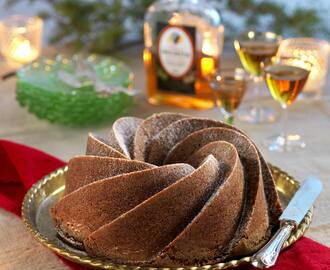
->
(0, 15, 43, 64)
(277, 38, 330, 99)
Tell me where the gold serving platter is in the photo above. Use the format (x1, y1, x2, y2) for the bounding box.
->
(22, 165, 313, 269)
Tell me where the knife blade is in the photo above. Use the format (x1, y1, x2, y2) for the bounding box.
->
(280, 176, 322, 225)
(252, 176, 323, 268)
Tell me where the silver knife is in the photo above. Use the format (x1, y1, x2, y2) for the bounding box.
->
(251, 176, 323, 268)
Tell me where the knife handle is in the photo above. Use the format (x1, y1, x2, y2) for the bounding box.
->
(252, 221, 295, 268)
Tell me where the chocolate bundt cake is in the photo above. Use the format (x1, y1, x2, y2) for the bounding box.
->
(51, 113, 282, 267)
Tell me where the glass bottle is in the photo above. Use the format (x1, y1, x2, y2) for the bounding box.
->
(144, 0, 224, 109)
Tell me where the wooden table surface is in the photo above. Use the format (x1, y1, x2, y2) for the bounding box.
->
(0, 47, 330, 269)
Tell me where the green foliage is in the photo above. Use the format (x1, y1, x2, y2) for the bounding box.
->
(226, 0, 329, 38)
(6, 0, 330, 53)
(49, 0, 127, 52)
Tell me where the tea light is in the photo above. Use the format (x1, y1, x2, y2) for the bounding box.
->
(201, 56, 215, 76)
(168, 12, 223, 77)
(0, 16, 43, 64)
(278, 38, 330, 98)
(201, 30, 223, 77)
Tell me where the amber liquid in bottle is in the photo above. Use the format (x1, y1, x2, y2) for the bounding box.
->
(264, 65, 310, 105)
(144, 48, 218, 109)
(235, 41, 279, 76)
(144, 0, 224, 110)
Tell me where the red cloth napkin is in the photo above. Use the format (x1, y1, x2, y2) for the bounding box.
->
(0, 139, 329, 270)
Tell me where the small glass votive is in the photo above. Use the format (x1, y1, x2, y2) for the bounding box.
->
(277, 38, 330, 98)
(0, 16, 43, 64)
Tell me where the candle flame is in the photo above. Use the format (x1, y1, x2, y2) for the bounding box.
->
(201, 57, 215, 77)
(9, 37, 38, 63)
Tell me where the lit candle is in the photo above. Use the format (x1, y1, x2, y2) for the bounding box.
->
(278, 38, 330, 98)
(10, 37, 38, 63)
(202, 33, 218, 56)
(201, 32, 219, 77)
(201, 56, 215, 77)
(0, 16, 43, 64)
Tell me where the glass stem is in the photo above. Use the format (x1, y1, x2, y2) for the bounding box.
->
(253, 76, 263, 92)
(225, 114, 234, 125)
(221, 107, 235, 125)
(253, 76, 263, 111)
(281, 105, 288, 141)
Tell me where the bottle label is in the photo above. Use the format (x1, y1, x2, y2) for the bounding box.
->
(156, 23, 196, 94)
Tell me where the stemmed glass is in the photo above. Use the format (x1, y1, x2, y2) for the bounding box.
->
(264, 57, 312, 152)
(234, 31, 282, 123)
(209, 68, 248, 125)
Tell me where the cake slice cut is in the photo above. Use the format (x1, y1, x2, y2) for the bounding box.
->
(86, 133, 127, 158)
(84, 155, 220, 264)
(51, 163, 194, 245)
(133, 112, 188, 161)
(65, 156, 154, 194)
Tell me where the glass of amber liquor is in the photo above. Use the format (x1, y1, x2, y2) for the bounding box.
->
(264, 57, 312, 152)
(209, 68, 248, 125)
(234, 31, 282, 124)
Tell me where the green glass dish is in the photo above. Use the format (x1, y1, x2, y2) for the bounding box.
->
(16, 54, 134, 125)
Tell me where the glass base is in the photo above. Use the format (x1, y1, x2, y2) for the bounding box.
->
(237, 105, 278, 124)
(265, 134, 306, 152)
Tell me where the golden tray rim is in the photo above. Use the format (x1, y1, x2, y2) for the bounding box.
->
(22, 164, 313, 270)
